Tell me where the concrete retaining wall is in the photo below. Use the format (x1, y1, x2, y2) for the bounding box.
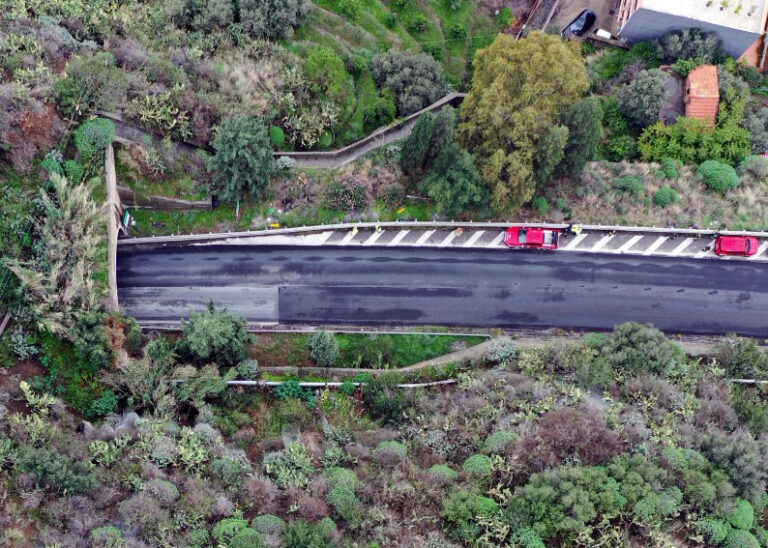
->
(117, 185, 212, 211)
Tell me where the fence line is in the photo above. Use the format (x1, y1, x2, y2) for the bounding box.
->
(227, 379, 457, 390)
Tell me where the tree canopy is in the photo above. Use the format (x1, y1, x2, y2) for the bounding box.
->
(458, 32, 588, 208)
(208, 116, 275, 203)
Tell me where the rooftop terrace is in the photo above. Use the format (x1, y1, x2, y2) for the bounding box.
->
(639, 0, 768, 33)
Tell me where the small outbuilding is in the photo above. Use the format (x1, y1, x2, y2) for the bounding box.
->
(684, 65, 720, 126)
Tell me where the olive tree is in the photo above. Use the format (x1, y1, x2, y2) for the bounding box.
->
(370, 50, 447, 116)
(613, 69, 668, 128)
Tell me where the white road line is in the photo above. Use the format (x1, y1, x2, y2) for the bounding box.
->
(616, 235, 643, 253)
(464, 231, 485, 247)
(749, 241, 768, 260)
(563, 233, 588, 250)
(669, 238, 694, 256)
(488, 232, 505, 248)
(316, 231, 336, 245)
(363, 230, 385, 246)
(340, 230, 358, 245)
(388, 230, 410, 246)
(439, 231, 457, 247)
(642, 236, 668, 255)
(591, 234, 615, 252)
(414, 230, 435, 246)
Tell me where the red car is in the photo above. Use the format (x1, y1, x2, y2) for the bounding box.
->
(504, 227, 560, 249)
(714, 235, 759, 257)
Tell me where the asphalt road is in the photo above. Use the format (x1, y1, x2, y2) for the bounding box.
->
(117, 245, 768, 336)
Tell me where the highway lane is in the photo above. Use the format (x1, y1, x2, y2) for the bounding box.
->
(117, 244, 768, 335)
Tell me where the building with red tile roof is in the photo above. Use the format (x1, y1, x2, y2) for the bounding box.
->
(685, 65, 719, 126)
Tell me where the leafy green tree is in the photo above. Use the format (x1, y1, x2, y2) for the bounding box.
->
(363, 93, 396, 132)
(418, 144, 488, 216)
(370, 50, 446, 116)
(177, 302, 251, 367)
(459, 32, 588, 208)
(533, 125, 569, 187)
(208, 116, 275, 203)
(426, 105, 457, 167)
(557, 97, 603, 176)
(655, 28, 723, 64)
(400, 112, 434, 175)
(306, 331, 339, 367)
(613, 69, 668, 128)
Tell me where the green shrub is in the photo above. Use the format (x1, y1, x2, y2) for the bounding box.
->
(754, 527, 768, 548)
(695, 518, 730, 545)
(483, 430, 517, 455)
(185, 528, 210, 547)
(17, 446, 96, 495)
(614, 175, 644, 195)
(441, 489, 499, 541)
(428, 464, 458, 482)
(88, 390, 118, 420)
(264, 443, 315, 489)
(724, 530, 760, 548)
(661, 157, 681, 178)
(229, 527, 263, 548)
(653, 187, 678, 207)
(339, 0, 360, 17)
(89, 525, 123, 548)
(361, 373, 412, 424)
(462, 454, 492, 479)
(252, 514, 286, 536)
(409, 14, 428, 32)
(177, 302, 250, 367)
(727, 498, 754, 530)
(269, 126, 285, 147)
(450, 24, 467, 38)
(339, 380, 356, 396)
(383, 13, 397, 28)
(733, 386, 768, 436)
(530, 195, 549, 215)
(64, 160, 84, 182)
(511, 527, 546, 548)
(281, 519, 334, 547)
(605, 134, 638, 161)
(698, 160, 739, 194)
(372, 440, 407, 463)
(275, 379, 315, 407)
(123, 316, 142, 355)
(485, 337, 517, 365)
(324, 467, 359, 491)
(738, 155, 768, 178)
(212, 518, 249, 543)
(326, 484, 362, 528)
(74, 119, 116, 160)
(306, 331, 339, 367)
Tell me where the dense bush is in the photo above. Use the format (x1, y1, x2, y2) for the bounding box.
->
(738, 155, 768, 178)
(362, 93, 396, 133)
(697, 160, 739, 194)
(742, 104, 768, 154)
(326, 484, 362, 527)
(724, 529, 760, 548)
(695, 518, 730, 545)
(727, 498, 755, 530)
(652, 186, 678, 207)
(599, 322, 687, 379)
(307, 331, 339, 367)
(177, 302, 250, 367)
(462, 453, 492, 479)
(613, 69, 668, 128)
(240, 0, 311, 39)
(55, 52, 128, 115)
(441, 489, 499, 541)
(360, 374, 411, 424)
(73, 118, 115, 160)
(16, 446, 97, 495)
(557, 97, 603, 176)
(370, 50, 446, 116)
(713, 336, 768, 378)
(428, 464, 458, 482)
(372, 440, 407, 465)
(613, 175, 644, 196)
(483, 430, 517, 455)
(252, 514, 286, 536)
(661, 157, 681, 179)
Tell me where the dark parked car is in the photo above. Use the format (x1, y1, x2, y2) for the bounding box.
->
(562, 9, 596, 37)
